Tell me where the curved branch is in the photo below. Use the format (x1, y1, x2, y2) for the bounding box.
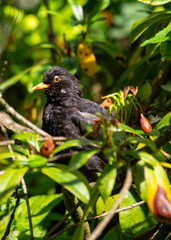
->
(0, 96, 50, 137)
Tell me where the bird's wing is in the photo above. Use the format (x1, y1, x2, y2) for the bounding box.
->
(67, 109, 100, 136)
(78, 98, 113, 120)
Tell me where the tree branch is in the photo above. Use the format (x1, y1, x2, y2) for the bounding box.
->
(0, 112, 33, 134)
(0, 139, 15, 147)
(0, 96, 50, 137)
(48, 151, 79, 162)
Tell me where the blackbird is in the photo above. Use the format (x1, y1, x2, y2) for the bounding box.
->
(32, 66, 112, 181)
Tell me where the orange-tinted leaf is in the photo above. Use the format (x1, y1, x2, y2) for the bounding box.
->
(130, 86, 138, 96)
(123, 86, 138, 99)
(123, 86, 130, 99)
(100, 98, 112, 109)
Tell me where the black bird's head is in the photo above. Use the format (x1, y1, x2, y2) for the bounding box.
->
(32, 66, 83, 100)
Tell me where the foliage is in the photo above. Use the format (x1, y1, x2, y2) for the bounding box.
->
(0, 0, 171, 239)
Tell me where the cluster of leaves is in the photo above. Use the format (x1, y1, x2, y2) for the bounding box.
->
(0, 0, 171, 239)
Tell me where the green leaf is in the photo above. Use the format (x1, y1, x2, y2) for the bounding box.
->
(118, 57, 147, 87)
(119, 189, 155, 240)
(0, 152, 27, 160)
(67, 0, 83, 21)
(138, 0, 171, 6)
(0, 213, 10, 239)
(137, 82, 152, 104)
(28, 154, 47, 168)
(160, 40, 171, 60)
(141, 23, 171, 46)
(41, 166, 90, 204)
(118, 123, 143, 136)
(14, 194, 62, 231)
(96, 194, 118, 216)
(145, 157, 171, 192)
(0, 167, 28, 205)
(103, 224, 123, 240)
(93, 41, 118, 59)
(72, 222, 84, 240)
(137, 152, 157, 166)
(121, 137, 157, 152)
(161, 83, 171, 92)
(155, 112, 171, 130)
(145, 43, 160, 59)
(67, 149, 100, 171)
(98, 162, 117, 202)
(132, 160, 146, 201)
(0, 64, 44, 92)
(84, 0, 110, 20)
(13, 132, 39, 152)
(130, 12, 171, 44)
(52, 139, 93, 155)
(15, 154, 47, 168)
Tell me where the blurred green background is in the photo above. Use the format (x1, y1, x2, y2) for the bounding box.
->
(2, 0, 170, 126)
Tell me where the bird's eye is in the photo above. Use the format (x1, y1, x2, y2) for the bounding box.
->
(53, 76, 61, 83)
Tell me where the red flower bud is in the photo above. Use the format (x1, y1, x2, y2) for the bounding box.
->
(140, 113, 152, 133)
(40, 138, 55, 157)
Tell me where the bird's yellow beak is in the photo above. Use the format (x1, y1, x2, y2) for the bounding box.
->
(32, 82, 51, 90)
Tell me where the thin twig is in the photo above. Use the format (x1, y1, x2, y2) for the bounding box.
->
(43, 202, 81, 240)
(21, 178, 34, 240)
(49, 224, 77, 240)
(48, 151, 79, 162)
(0, 111, 34, 134)
(0, 124, 13, 153)
(88, 200, 145, 220)
(88, 163, 132, 240)
(1, 188, 20, 240)
(39, 136, 69, 141)
(49, 198, 144, 239)
(0, 139, 15, 146)
(0, 96, 50, 137)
